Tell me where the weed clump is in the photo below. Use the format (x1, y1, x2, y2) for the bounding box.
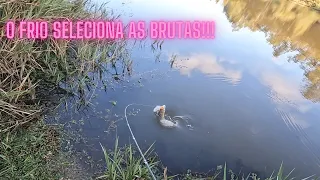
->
(0, 0, 130, 133)
(99, 139, 320, 180)
(0, 0, 129, 178)
(0, 120, 62, 179)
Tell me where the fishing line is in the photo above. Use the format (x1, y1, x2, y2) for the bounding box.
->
(124, 103, 157, 180)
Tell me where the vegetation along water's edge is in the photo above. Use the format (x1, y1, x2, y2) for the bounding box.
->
(0, 0, 129, 178)
(1, 0, 320, 179)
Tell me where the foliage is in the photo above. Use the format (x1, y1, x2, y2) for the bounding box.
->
(100, 140, 319, 180)
(221, 0, 320, 102)
(0, 0, 130, 132)
(98, 138, 159, 180)
(0, 0, 130, 179)
(0, 120, 63, 180)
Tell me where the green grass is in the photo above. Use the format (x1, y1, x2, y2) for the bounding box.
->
(1, 0, 320, 179)
(98, 138, 160, 180)
(0, 0, 130, 133)
(99, 139, 320, 180)
(0, 120, 63, 180)
(0, 0, 130, 178)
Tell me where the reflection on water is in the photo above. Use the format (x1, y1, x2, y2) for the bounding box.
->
(260, 69, 320, 167)
(52, 0, 320, 178)
(222, 0, 320, 102)
(260, 71, 310, 112)
(222, 0, 320, 170)
(172, 54, 242, 85)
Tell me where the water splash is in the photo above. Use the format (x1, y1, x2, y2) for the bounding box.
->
(171, 115, 194, 130)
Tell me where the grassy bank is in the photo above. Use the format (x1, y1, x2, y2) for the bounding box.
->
(99, 138, 319, 180)
(0, 0, 129, 133)
(0, 120, 62, 179)
(0, 0, 129, 179)
(1, 0, 320, 179)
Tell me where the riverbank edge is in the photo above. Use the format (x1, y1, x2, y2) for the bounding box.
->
(1, 0, 320, 179)
(0, 0, 124, 178)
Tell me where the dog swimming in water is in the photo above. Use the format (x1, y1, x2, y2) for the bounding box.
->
(153, 105, 177, 128)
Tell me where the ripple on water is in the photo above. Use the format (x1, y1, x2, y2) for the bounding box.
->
(275, 108, 320, 167)
(208, 74, 242, 86)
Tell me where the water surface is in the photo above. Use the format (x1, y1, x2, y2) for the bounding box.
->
(53, 0, 320, 178)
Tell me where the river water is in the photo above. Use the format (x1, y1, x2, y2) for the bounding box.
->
(51, 0, 320, 178)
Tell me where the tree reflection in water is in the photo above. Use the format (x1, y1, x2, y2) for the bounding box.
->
(221, 0, 320, 102)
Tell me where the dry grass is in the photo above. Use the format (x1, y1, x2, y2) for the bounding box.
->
(295, 0, 320, 9)
(0, 0, 130, 133)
